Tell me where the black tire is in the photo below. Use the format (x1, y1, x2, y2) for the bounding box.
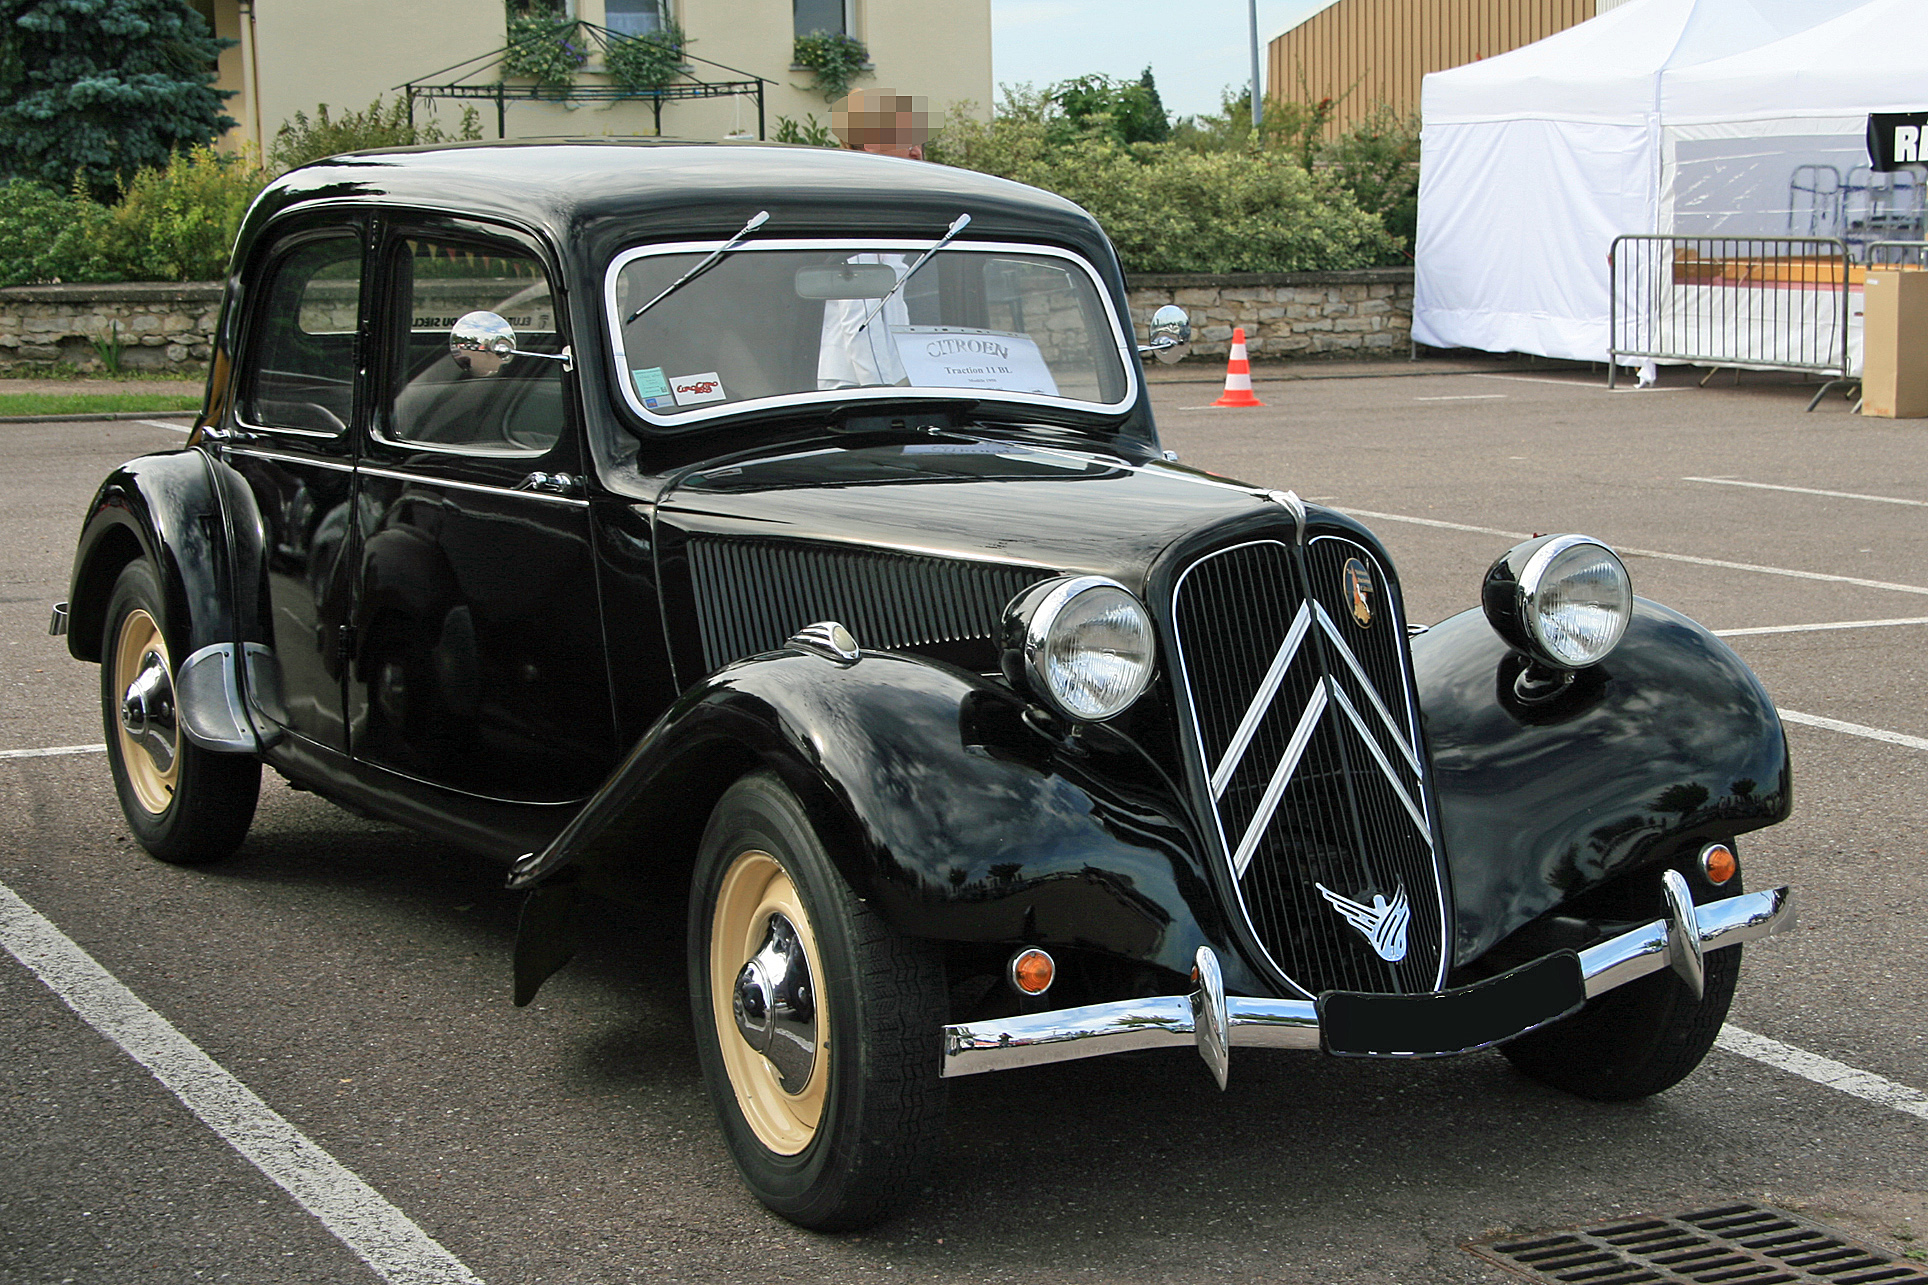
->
(100, 560, 260, 864)
(688, 771, 947, 1230)
(1501, 872, 1742, 1101)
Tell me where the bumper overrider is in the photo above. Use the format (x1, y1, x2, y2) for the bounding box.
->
(941, 874, 1792, 1087)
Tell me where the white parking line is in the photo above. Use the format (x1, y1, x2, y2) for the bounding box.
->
(0, 743, 106, 760)
(137, 419, 194, 433)
(1718, 1026, 1928, 1122)
(0, 881, 485, 1285)
(1339, 508, 1928, 598)
(1685, 476, 1928, 508)
(1467, 372, 1686, 393)
(1716, 616, 1928, 637)
(1779, 709, 1928, 753)
(1414, 394, 1508, 401)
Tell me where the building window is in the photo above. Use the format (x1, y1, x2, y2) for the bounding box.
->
(606, 0, 667, 36)
(794, 0, 849, 38)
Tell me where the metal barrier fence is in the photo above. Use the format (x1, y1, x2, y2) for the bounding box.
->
(1869, 240, 1928, 267)
(1608, 236, 1855, 408)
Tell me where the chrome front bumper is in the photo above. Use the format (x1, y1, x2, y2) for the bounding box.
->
(940, 879, 1792, 1087)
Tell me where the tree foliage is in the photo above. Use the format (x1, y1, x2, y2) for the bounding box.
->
(0, 0, 234, 201)
(1053, 68, 1169, 145)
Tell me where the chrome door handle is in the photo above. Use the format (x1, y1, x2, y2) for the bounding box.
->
(514, 471, 581, 496)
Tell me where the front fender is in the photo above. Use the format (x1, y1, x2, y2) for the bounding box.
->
(510, 648, 1252, 1003)
(1413, 599, 1791, 966)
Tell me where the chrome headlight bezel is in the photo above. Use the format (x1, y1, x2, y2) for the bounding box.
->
(1481, 534, 1633, 670)
(1000, 575, 1157, 722)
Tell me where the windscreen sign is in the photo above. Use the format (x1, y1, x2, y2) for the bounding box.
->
(1868, 113, 1928, 171)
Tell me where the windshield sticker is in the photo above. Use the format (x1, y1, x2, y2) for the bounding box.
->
(670, 371, 726, 406)
(892, 328, 1060, 397)
(631, 366, 671, 399)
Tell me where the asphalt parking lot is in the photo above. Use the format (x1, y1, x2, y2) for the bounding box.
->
(2, 362, 1923, 1284)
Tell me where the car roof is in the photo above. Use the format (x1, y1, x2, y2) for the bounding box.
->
(246, 140, 1119, 277)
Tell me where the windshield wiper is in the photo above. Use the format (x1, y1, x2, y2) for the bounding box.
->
(855, 212, 972, 333)
(625, 209, 770, 325)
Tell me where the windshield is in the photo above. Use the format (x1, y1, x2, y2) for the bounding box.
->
(604, 239, 1134, 426)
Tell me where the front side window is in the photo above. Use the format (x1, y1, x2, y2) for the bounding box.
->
(385, 236, 565, 454)
(243, 235, 362, 434)
(605, 240, 1133, 427)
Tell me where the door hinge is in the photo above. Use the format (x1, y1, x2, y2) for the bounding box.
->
(336, 625, 356, 665)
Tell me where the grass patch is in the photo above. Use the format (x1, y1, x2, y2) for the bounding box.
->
(0, 391, 203, 417)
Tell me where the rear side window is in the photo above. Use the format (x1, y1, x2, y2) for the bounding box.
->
(384, 237, 564, 455)
(242, 236, 363, 434)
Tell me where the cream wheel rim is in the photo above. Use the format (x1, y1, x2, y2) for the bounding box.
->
(710, 849, 828, 1155)
(111, 608, 179, 815)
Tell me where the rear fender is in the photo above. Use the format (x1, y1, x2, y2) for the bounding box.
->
(510, 648, 1243, 1004)
(66, 449, 276, 750)
(1413, 599, 1790, 966)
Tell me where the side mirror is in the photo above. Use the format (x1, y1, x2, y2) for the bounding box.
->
(450, 310, 573, 376)
(1137, 304, 1191, 364)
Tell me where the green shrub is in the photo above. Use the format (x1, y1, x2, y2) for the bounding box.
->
(773, 113, 838, 147)
(270, 96, 483, 171)
(604, 21, 688, 93)
(793, 32, 868, 102)
(929, 105, 1397, 274)
(0, 177, 115, 285)
(103, 145, 269, 281)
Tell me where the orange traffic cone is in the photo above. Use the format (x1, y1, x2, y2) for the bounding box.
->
(1211, 327, 1265, 407)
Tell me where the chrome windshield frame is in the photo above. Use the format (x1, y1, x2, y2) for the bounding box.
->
(601, 237, 1143, 430)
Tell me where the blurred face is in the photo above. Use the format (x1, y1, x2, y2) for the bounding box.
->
(831, 88, 929, 157)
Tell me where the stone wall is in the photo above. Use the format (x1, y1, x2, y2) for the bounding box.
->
(0, 268, 1417, 372)
(1125, 268, 1413, 359)
(0, 283, 223, 371)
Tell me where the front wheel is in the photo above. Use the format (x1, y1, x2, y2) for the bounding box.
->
(101, 560, 260, 864)
(1501, 872, 1743, 1101)
(689, 772, 947, 1230)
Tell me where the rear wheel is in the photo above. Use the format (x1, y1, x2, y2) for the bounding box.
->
(689, 772, 947, 1230)
(1501, 871, 1742, 1101)
(101, 561, 260, 864)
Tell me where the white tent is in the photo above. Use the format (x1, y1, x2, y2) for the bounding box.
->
(1662, 0, 1928, 246)
(1412, 0, 1870, 362)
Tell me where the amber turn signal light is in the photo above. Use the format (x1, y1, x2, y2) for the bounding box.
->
(1699, 843, 1738, 886)
(1008, 947, 1055, 995)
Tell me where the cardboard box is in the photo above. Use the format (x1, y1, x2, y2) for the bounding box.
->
(1861, 268, 1928, 418)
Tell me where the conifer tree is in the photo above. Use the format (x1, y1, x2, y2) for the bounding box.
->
(0, 0, 234, 199)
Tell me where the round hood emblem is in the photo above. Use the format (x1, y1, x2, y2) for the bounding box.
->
(1343, 557, 1374, 628)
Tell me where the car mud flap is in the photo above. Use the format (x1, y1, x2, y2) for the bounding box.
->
(1318, 951, 1586, 1058)
(513, 876, 582, 1008)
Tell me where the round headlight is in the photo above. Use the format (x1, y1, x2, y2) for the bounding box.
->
(1482, 535, 1632, 669)
(1002, 576, 1156, 721)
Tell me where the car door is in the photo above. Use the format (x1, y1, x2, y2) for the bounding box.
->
(213, 220, 370, 753)
(347, 217, 616, 803)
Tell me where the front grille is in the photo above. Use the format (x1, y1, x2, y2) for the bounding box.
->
(688, 536, 1047, 672)
(1170, 535, 1446, 997)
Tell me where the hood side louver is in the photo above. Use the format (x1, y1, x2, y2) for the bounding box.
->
(688, 536, 1050, 673)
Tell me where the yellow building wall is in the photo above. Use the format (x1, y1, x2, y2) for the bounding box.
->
(210, 0, 989, 155)
(1266, 0, 1596, 133)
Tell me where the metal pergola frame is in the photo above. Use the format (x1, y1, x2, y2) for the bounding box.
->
(399, 21, 768, 141)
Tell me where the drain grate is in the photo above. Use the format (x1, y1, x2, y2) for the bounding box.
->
(1471, 1203, 1928, 1285)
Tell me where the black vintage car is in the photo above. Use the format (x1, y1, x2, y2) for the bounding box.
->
(57, 141, 1793, 1230)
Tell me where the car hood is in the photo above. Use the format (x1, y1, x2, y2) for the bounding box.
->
(655, 435, 1274, 592)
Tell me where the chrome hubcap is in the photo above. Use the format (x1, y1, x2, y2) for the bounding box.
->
(732, 911, 817, 1092)
(120, 649, 177, 774)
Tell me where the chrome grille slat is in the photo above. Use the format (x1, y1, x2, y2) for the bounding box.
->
(1171, 534, 1448, 996)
